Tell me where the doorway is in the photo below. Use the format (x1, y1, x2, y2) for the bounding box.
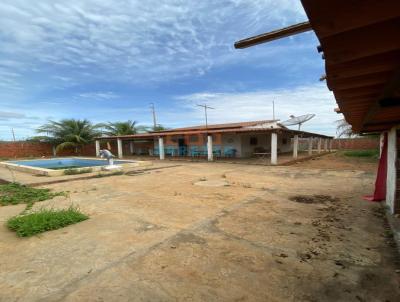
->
(178, 138, 187, 156)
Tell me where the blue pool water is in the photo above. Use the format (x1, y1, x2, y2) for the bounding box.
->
(8, 158, 132, 170)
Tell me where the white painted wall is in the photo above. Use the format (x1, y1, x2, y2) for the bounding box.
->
(279, 133, 293, 153)
(239, 132, 292, 157)
(386, 127, 397, 214)
(240, 133, 270, 157)
(221, 133, 242, 157)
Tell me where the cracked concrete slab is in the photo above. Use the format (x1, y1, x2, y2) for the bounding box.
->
(0, 155, 399, 301)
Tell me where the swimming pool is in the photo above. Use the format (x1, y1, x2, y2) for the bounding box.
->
(8, 158, 131, 170)
(0, 157, 151, 176)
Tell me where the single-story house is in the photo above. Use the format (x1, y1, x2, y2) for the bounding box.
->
(95, 120, 332, 165)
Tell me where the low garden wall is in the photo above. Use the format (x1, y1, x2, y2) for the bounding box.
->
(0, 141, 98, 159)
(332, 137, 379, 150)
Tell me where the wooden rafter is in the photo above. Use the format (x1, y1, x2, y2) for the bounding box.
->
(234, 22, 312, 49)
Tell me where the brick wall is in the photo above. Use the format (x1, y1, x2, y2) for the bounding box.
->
(0, 141, 98, 158)
(332, 138, 379, 150)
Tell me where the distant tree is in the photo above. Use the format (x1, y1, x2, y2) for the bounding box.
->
(131, 124, 169, 133)
(336, 119, 356, 138)
(152, 124, 169, 131)
(101, 120, 139, 136)
(36, 119, 102, 153)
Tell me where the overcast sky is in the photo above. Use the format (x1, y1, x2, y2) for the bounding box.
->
(0, 0, 342, 140)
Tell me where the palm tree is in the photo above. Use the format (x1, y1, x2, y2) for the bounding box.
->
(101, 120, 139, 136)
(37, 119, 102, 153)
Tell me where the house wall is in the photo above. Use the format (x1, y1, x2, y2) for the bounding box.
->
(221, 133, 242, 157)
(279, 132, 293, 153)
(235, 132, 293, 158)
(149, 131, 320, 158)
(153, 134, 222, 154)
(240, 133, 270, 157)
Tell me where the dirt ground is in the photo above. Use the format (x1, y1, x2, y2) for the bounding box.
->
(0, 154, 399, 301)
(294, 152, 378, 172)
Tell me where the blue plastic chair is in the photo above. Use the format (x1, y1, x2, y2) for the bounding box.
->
(224, 148, 237, 157)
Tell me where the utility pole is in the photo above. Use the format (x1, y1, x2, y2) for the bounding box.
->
(272, 100, 275, 120)
(196, 104, 215, 132)
(150, 103, 157, 130)
(11, 128, 16, 142)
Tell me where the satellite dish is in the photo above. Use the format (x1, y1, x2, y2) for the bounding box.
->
(281, 114, 315, 130)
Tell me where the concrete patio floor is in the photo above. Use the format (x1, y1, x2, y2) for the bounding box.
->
(0, 154, 399, 301)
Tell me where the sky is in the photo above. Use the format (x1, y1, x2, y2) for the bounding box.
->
(0, 0, 342, 140)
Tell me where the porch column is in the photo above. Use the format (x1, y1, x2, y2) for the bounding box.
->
(95, 140, 100, 157)
(317, 138, 322, 153)
(386, 127, 397, 214)
(129, 141, 134, 155)
(293, 135, 299, 159)
(329, 139, 333, 152)
(271, 132, 278, 165)
(158, 137, 165, 160)
(324, 139, 328, 151)
(117, 138, 123, 158)
(207, 135, 213, 161)
(308, 137, 313, 155)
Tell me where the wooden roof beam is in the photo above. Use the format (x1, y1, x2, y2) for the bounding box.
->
(362, 67, 400, 128)
(326, 50, 400, 80)
(301, 0, 400, 38)
(320, 18, 400, 65)
(234, 21, 312, 49)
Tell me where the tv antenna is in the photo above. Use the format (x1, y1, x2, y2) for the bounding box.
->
(150, 103, 157, 130)
(11, 128, 16, 142)
(281, 114, 315, 130)
(196, 104, 215, 131)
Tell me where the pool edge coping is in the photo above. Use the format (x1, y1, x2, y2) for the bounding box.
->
(0, 157, 152, 177)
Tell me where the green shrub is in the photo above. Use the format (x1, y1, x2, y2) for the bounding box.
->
(342, 150, 379, 158)
(64, 168, 93, 175)
(7, 206, 88, 237)
(0, 183, 65, 208)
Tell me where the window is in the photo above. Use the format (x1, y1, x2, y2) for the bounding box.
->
(250, 137, 258, 145)
(282, 138, 288, 144)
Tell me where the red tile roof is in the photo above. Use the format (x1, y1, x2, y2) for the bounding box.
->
(97, 119, 332, 140)
(160, 120, 277, 132)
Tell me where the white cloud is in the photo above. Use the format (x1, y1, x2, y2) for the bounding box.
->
(77, 91, 119, 100)
(0, 0, 308, 85)
(174, 83, 342, 136)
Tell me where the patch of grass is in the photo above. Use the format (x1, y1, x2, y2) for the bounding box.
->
(342, 149, 379, 158)
(0, 183, 66, 209)
(64, 168, 93, 175)
(95, 171, 124, 178)
(7, 206, 88, 237)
